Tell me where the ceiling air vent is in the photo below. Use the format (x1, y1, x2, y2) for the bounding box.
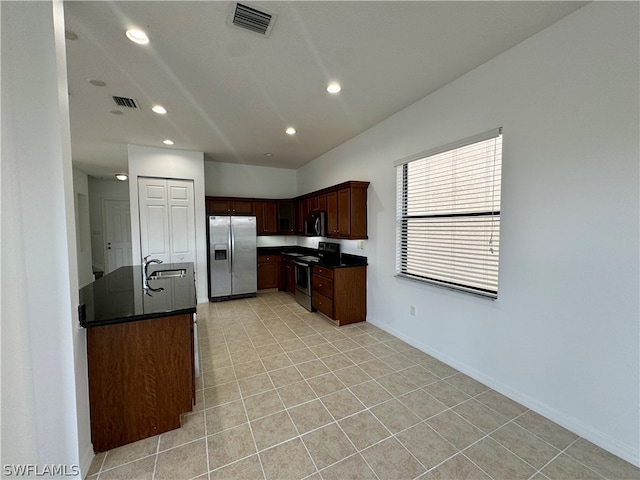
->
(230, 3, 277, 37)
(112, 96, 139, 109)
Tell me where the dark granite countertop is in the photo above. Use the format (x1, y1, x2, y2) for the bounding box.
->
(79, 263, 197, 328)
(258, 246, 317, 256)
(322, 253, 368, 268)
(257, 246, 367, 268)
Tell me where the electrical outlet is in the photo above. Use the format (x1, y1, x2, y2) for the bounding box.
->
(410, 305, 416, 316)
(357, 240, 365, 250)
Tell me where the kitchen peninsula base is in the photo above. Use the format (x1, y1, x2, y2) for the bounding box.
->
(87, 313, 194, 452)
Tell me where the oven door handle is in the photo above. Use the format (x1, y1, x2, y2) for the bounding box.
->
(293, 261, 308, 268)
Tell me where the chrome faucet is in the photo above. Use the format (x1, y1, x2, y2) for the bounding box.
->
(143, 255, 163, 292)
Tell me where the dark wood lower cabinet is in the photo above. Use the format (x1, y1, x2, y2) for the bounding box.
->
(258, 255, 281, 290)
(312, 264, 367, 325)
(87, 314, 194, 452)
(282, 256, 296, 294)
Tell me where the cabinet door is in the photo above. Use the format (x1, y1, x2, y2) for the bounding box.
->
(282, 258, 296, 294)
(231, 200, 253, 214)
(287, 262, 296, 294)
(254, 201, 277, 235)
(257, 256, 280, 289)
(316, 194, 327, 212)
(326, 191, 338, 236)
(326, 185, 368, 239)
(348, 185, 368, 239)
(206, 198, 253, 215)
(208, 199, 231, 214)
(308, 194, 327, 212)
(336, 187, 351, 237)
(277, 201, 295, 234)
(296, 198, 309, 234)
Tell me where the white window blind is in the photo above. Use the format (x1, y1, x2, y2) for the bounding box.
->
(395, 129, 502, 298)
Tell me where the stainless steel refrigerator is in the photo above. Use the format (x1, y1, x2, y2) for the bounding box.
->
(208, 216, 257, 301)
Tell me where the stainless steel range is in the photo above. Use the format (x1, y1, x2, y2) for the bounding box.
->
(293, 255, 319, 311)
(294, 242, 341, 311)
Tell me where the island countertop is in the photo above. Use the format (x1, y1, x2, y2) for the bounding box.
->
(79, 262, 197, 328)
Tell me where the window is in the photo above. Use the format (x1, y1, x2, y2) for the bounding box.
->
(395, 128, 502, 298)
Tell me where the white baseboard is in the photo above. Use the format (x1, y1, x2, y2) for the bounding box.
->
(79, 442, 95, 479)
(366, 316, 640, 468)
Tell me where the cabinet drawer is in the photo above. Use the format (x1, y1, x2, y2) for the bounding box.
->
(312, 264, 334, 280)
(258, 255, 280, 264)
(312, 274, 333, 298)
(312, 292, 333, 318)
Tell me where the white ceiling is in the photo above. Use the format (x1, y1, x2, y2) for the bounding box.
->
(64, 1, 586, 178)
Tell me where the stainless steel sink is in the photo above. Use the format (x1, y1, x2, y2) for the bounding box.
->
(148, 268, 186, 280)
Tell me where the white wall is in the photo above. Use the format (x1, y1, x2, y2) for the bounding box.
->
(1, 0, 92, 476)
(205, 161, 297, 198)
(297, 2, 639, 465)
(128, 145, 208, 302)
(73, 169, 94, 287)
(88, 177, 131, 272)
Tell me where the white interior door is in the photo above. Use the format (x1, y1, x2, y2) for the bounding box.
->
(138, 177, 195, 265)
(138, 177, 171, 264)
(167, 179, 196, 264)
(104, 199, 133, 273)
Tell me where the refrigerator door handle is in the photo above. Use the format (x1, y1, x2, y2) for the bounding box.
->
(229, 221, 234, 273)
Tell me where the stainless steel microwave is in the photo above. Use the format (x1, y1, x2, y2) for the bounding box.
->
(304, 211, 326, 236)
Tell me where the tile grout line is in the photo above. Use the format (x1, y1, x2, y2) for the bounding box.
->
(236, 297, 275, 479)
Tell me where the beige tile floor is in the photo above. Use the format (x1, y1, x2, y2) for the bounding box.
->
(87, 292, 639, 480)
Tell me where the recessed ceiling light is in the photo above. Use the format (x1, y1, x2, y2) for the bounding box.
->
(115, 174, 128, 181)
(88, 79, 106, 87)
(152, 105, 167, 114)
(264, 153, 273, 157)
(109, 109, 124, 115)
(163, 139, 174, 145)
(125, 28, 149, 45)
(326, 82, 342, 94)
(285, 127, 296, 135)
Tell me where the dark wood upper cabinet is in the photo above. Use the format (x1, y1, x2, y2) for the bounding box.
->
(206, 197, 253, 215)
(326, 182, 369, 239)
(254, 200, 278, 235)
(206, 181, 369, 239)
(326, 191, 338, 236)
(308, 194, 327, 213)
(277, 200, 295, 234)
(296, 197, 310, 234)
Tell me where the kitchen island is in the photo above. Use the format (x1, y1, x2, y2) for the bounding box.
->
(79, 263, 197, 452)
